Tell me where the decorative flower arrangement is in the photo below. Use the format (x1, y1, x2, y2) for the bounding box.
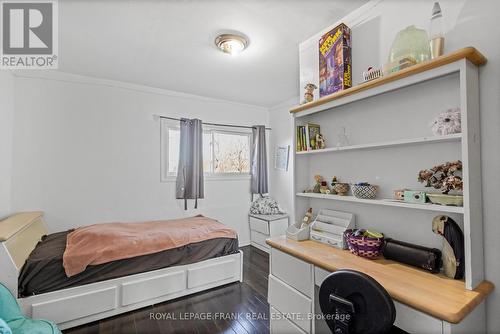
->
(418, 160, 463, 194)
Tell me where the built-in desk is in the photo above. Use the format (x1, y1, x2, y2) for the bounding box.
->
(266, 236, 494, 334)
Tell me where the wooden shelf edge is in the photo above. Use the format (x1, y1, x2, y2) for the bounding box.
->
(290, 47, 487, 114)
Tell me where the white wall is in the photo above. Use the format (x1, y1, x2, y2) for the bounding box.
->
(268, 97, 298, 222)
(0, 71, 15, 218)
(268, 0, 500, 331)
(9, 72, 269, 246)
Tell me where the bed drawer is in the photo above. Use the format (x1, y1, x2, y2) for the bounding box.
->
(270, 306, 307, 334)
(121, 270, 186, 306)
(249, 216, 270, 235)
(268, 275, 311, 333)
(187, 258, 237, 289)
(271, 248, 312, 297)
(32, 287, 117, 324)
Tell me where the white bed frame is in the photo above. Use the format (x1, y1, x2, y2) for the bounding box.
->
(0, 212, 243, 330)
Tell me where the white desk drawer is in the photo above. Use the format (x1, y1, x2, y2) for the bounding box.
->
(395, 301, 443, 334)
(268, 275, 311, 333)
(271, 248, 312, 297)
(314, 266, 330, 286)
(270, 306, 307, 334)
(249, 216, 270, 235)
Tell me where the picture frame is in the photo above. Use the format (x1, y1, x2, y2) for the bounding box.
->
(275, 145, 290, 171)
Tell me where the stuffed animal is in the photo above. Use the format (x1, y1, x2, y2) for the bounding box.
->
(313, 175, 323, 193)
(431, 108, 461, 136)
(315, 134, 326, 149)
(432, 215, 464, 279)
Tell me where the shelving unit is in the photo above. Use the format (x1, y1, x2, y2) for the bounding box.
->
(291, 47, 486, 291)
(296, 192, 464, 214)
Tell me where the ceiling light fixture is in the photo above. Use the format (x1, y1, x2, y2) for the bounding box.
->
(215, 33, 248, 56)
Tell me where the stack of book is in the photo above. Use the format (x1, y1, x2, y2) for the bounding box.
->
(296, 123, 321, 152)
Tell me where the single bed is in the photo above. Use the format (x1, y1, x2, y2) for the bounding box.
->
(0, 212, 243, 329)
(19, 230, 239, 296)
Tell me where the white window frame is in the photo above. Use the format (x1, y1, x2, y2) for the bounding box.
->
(160, 119, 252, 182)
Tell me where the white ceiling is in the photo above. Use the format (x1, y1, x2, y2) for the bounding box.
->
(58, 0, 366, 107)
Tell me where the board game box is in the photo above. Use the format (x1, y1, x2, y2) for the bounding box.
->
(319, 23, 352, 97)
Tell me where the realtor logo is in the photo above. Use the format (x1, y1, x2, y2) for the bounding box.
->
(1, 0, 58, 69)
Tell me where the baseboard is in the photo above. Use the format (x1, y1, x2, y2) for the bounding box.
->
(239, 239, 251, 247)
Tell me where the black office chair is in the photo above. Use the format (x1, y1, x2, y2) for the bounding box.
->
(319, 269, 397, 334)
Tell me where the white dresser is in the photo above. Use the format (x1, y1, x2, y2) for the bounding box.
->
(248, 214, 288, 253)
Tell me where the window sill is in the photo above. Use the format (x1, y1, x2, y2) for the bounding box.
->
(161, 174, 251, 183)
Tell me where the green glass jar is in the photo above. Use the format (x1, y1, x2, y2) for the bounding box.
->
(388, 25, 431, 63)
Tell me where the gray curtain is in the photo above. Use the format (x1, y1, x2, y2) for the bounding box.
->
(176, 118, 204, 210)
(251, 125, 268, 196)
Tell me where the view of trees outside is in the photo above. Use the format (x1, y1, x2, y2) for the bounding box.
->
(167, 128, 250, 174)
(213, 132, 250, 173)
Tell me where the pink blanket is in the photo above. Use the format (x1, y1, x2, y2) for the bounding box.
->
(63, 215, 237, 277)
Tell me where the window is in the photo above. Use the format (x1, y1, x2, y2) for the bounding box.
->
(161, 120, 251, 180)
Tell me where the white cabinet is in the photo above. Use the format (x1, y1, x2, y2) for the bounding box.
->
(249, 214, 288, 253)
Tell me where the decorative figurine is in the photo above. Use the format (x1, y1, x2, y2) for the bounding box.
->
(331, 176, 349, 196)
(315, 133, 326, 150)
(432, 215, 464, 279)
(300, 208, 314, 229)
(431, 108, 461, 136)
(393, 188, 408, 201)
(313, 175, 323, 193)
(301, 83, 317, 104)
(319, 181, 330, 194)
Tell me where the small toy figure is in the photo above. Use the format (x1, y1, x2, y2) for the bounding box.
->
(431, 108, 461, 136)
(300, 208, 314, 229)
(319, 181, 330, 194)
(315, 134, 326, 149)
(313, 175, 323, 193)
(432, 215, 464, 279)
(301, 83, 318, 104)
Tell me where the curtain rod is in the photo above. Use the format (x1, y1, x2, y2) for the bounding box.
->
(154, 115, 272, 130)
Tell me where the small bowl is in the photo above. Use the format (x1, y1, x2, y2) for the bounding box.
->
(351, 184, 378, 199)
(427, 193, 463, 206)
(333, 183, 349, 196)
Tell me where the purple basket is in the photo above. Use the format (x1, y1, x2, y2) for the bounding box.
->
(344, 229, 384, 259)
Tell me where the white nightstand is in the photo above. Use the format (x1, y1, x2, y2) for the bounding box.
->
(248, 213, 289, 253)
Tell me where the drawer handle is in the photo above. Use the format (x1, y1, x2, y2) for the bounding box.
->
(327, 240, 339, 246)
(311, 235, 321, 241)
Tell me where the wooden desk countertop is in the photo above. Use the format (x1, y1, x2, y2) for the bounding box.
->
(267, 236, 494, 324)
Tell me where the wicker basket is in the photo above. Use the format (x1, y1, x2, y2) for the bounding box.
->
(344, 229, 384, 259)
(351, 184, 378, 199)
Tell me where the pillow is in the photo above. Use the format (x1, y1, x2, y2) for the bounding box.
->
(250, 196, 284, 215)
(0, 319, 12, 334)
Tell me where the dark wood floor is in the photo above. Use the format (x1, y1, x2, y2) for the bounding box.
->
(64, 246, 270, 334)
